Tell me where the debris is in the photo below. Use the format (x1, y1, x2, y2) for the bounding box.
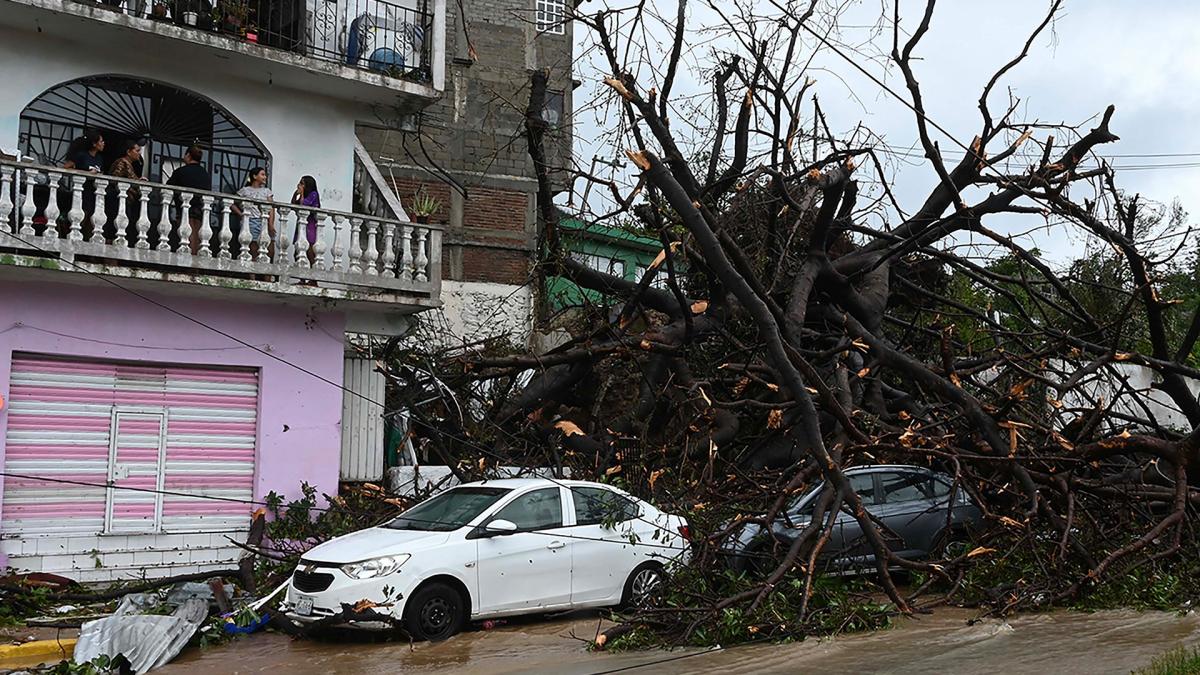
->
(73, 595, 207, 674)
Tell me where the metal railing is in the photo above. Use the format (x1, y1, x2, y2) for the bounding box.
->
(71, 0, 434, 80)
(0, 158, 442, 299)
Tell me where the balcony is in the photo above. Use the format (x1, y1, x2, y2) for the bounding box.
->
(0, 0, 447, 106)
(0, 157, 442, 324)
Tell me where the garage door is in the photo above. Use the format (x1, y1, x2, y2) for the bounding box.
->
(2, 354, 259, 536)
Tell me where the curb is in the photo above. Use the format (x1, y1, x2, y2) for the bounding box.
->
(0, 637, 77, 661)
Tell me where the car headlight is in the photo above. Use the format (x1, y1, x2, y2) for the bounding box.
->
(340, 554, 410, 580)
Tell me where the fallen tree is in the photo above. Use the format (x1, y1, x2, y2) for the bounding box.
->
(386, 0, 1200, 647)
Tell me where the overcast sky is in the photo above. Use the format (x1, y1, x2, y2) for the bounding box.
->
(568, 0, 1200, 265)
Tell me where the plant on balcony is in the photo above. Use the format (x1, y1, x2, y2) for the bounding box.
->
(150, 1, 170, 20)
(218, 0, 251, 34)
(409, 189, 442, 224)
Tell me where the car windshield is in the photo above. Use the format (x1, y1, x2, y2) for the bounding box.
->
(383, 487, 512, 532)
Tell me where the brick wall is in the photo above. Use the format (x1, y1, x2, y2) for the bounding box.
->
(462, 246, 529, 285)
(464, 186, 528, 231)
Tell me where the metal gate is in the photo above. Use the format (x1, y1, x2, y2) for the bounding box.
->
(1, 354, 259, 537)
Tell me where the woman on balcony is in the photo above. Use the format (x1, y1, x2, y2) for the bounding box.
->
(231, 167, 274, 259)
(105, 140, 147, 245)
(291, 175, 320, 267)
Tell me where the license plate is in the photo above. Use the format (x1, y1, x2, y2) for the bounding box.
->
(294, 596, 314, 616)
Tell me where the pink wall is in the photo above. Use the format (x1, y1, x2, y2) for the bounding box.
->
(0, 279, 347, 553)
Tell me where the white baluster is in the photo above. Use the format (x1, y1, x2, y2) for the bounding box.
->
(218, 199, 232, 260)
(256, 205, 274, 264)
(414, 227, 429, 282)
(176, 191, 193, 260)
(45, 174, 63, 242)
(347, 218, 363, 274)
(237, 201, 253, 263)
(109, 180, 128, 246)
(20, 170, 37, 236)
(156, 187, 173, 251)
(135, 187, 152, 249)
(363, 220, 379, 276)
(331, 215, 345, 271)
(277, 206, 292, 268)
(399, 225, 414, 279)
(198, 195, 214, 258)
(0, 166, 13, 233)
(295, 209, 311, 269)
(66, 175, 85, 241)
(380, 222, 397, 278)
(88, 177, 108, 243)
(312, 212, 328, 270)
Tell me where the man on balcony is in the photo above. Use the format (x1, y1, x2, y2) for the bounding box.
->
(166, 145, 211, 254)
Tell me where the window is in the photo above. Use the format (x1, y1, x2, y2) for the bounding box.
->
(931, 478, 953, 499)
(542, 91, 565, 127)
(493, 488, 563, 530)
(634, 265, 671, 290)
(385, 487, 511, 532)
(536, 0, 566, 34)
(878, 472, 931, 504)
(848, 473, 879, 505)
(571, 487, 639, 526)
(571, 252, 625, 278)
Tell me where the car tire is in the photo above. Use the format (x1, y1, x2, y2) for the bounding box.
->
(404, 582, 465, 642)
(933, 528, 971, 559)
(621, 562, 665, 610)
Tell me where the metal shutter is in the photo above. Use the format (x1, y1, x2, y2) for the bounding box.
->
(339, 357, 385, 482)
(2, 355, 258, 536)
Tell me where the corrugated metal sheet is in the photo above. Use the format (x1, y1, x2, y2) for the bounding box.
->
(340, 357, 385, 482)
(2, 354, 259, 537)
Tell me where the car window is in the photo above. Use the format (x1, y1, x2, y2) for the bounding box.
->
(384, 486, 511, 531)
(931, 477, 953, 498)
(878, 472, 931, 504)
(849, 473, 879, 505)
(492, 488, 563, 530)
(571, 487, 639, 526)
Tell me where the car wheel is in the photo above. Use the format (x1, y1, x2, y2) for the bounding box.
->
(404, 582, 465, 642)
(934, 529, 971, 559)
(621, 563, 665, 609)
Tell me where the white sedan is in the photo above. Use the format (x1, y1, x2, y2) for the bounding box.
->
(282, 478, 691, 640)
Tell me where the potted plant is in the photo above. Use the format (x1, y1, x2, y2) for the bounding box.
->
(150, 1, 170, 20)
(244, 23, 258, 42)
(409, 189, 441, 224)
(218, 0, 250, 34)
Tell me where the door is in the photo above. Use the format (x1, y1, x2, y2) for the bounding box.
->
(832, 472, 882, 567)
(104, 409, 166, 534)
(566, 486, 641, 605)
(873, 471, 944, 557)
(475, 487, 572, 613)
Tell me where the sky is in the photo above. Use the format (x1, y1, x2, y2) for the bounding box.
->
(566, 0, 1200, 265)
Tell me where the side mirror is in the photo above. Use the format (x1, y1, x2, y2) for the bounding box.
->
(483, 519, 518, 536)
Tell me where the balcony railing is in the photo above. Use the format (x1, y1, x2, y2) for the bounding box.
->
(0, 159, 442, 301)
(69, 0, 435, 81)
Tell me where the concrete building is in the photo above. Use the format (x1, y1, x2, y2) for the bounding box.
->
(0, 0, 453, 580)
(356, 0, 575, 348)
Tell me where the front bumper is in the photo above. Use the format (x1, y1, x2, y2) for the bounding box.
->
(281, 563, 413, 626)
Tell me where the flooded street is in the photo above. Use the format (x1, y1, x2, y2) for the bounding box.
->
(160, 607, 1200, 674)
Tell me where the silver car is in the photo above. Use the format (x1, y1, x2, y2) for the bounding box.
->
(726, 465, 981, 574)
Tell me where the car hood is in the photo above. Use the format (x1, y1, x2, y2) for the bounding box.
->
(301, 527, 454, 564)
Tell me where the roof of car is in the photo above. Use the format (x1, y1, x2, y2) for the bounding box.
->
(456, 477, 616, 490)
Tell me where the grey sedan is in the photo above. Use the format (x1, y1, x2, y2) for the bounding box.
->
(726, 465, 981, 574)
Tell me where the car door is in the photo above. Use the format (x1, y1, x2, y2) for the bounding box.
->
(832, 472, 883, 567)
(474, 487, 573, 614)
(565, 486, 641, 605)
(873, 471, 944, 557)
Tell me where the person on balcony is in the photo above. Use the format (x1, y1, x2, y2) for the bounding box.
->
(166, 145, 211, 253)
(231, 166, 274, 259)
(55, 130, 105, 238)
(105, 140, 148, 245)
(291, 175, 320, 267)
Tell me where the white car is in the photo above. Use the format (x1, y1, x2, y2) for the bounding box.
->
(282, 478, 691, 640)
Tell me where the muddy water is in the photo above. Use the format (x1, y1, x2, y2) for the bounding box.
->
(160, 608, 1200, 674)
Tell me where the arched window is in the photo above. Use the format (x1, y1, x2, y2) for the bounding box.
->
(19, 76, 270, 194)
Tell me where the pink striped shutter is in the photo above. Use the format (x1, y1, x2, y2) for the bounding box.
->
(2, 355, 258, 536)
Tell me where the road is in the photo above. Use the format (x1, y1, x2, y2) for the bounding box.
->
(160, 607, 1200, 674)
